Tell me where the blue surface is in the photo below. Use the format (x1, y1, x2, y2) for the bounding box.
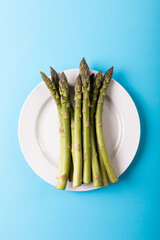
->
(0, 0, 160, 239)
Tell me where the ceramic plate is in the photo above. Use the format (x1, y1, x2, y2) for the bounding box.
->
(18, 69, 140, 191)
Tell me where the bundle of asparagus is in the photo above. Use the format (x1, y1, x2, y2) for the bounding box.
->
(40, 58, 118, 190)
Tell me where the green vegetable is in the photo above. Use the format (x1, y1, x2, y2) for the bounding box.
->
(56, 72, 71, 189)
(40, 71, 64, 179)
(90, 70, 103, 187)
(50, 68, 74, 183)
(73, 75, 82, 187)
(95, 67, 118, 183)
(79, 58, 91, 184)
(41, 60, 119, 190)
(49, 67, 64, 179)
(69, 97, 74, 182)
(99, 154, 109, 186)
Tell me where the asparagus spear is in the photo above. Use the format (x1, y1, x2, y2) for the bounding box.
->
(40, 72, 64, 178)
(95, 67, 118, 183)
(69, 151, 73, 181)
(49, 67, 64, 179)
(99, 154, 109, 186)
(50, 67, 74, 182)
(56, 72, 71, 189)
(69, 97, 74, 182)
(73, 75, 82, 187)
(79, 58, 91, 184)
(90, 70, 103, 187)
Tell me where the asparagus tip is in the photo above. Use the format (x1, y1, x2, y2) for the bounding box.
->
(40, 71, 47, 79)
(61, 71, 65, 77)
(50, 66, 56, 74)
(109, 66, 113, 75)
(104, 66, 114, 80)
(80, 57, 86, 66)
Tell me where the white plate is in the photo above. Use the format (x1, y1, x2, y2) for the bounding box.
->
(18, 69, 140, 191)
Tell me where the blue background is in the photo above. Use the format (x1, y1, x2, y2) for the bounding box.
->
(0, 0, 160, 239)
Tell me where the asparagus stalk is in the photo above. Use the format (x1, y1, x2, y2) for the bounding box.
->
(69, 97, 74, 182)
(99, 154, 109, 186)
(79, 58, 91, 184)
(69, 152, 73, 181)
(95, 67, 118, 183)
(73, 75, 82, 187)
(50, 67, 74, 182)
(50, 67, 64, 179)
(56, 72, 71, 189)
(40, 71, 64, 178)
(90, 70, 103, 187)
